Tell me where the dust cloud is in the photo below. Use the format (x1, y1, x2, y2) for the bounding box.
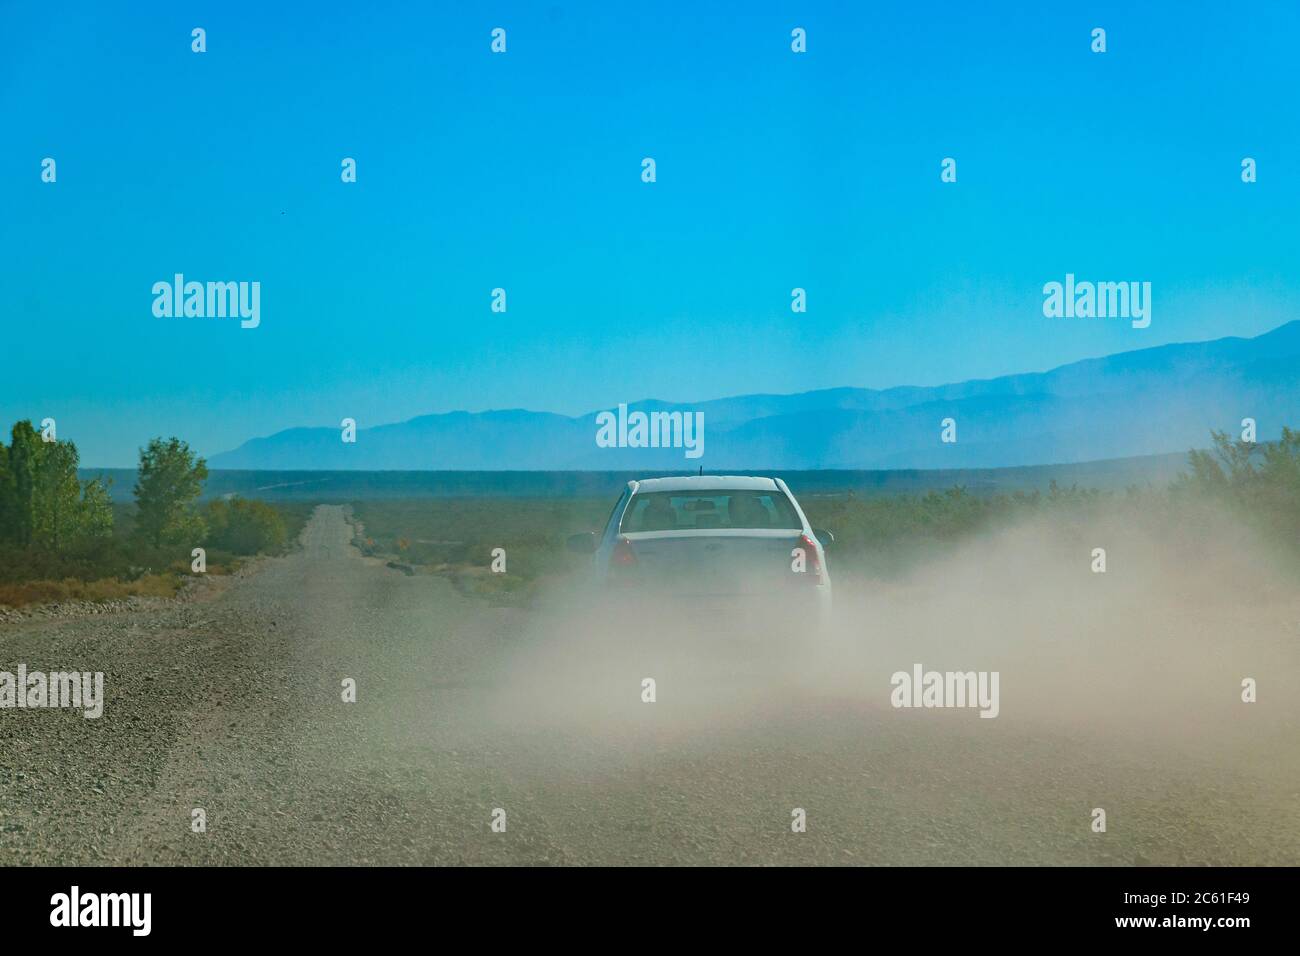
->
(480, 501, 1300, 776)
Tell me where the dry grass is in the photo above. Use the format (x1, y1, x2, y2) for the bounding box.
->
(0, 572, 182, 608)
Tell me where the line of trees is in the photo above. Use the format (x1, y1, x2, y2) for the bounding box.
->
(0, 421, 113, 550)
(0, 421, 286, 576)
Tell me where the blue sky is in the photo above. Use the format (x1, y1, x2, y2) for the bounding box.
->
(2, 0, 1298, 465)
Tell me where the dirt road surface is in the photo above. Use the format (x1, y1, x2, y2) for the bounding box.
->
(2, 505, 1297, 865)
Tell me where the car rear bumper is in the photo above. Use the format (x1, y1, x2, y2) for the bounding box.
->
(592, 582, 832, 633)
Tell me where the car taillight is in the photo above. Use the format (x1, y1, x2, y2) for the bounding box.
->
(612, 536, 637, 567)
(798, 533, 823, 582)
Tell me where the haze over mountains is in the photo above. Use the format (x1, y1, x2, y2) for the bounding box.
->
(210, 321, 1300, 471)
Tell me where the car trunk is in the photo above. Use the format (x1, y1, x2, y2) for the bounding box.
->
(615, 529, 814, 596)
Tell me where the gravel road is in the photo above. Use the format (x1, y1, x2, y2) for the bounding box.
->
(2, 505, 1297, 865)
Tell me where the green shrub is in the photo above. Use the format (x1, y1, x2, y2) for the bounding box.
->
(1176, 427, 1300, 544)
(204, 497, 288, 555)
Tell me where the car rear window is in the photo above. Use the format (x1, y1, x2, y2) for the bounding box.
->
(620, 490, 801, 532)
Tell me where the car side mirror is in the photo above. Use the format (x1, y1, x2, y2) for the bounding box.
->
(566, 531, 598, 554)
(812, 528, 835, 548)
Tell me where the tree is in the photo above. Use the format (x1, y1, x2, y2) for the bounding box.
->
(0, 439, 12, 545)
(134, 438, 208, 548)
(31, 439, 83, 550)
(204, 497, 286, 555)
(5, 421, 43, 547)
(0, 421, 115, 550)
(77, 475, 115, 542)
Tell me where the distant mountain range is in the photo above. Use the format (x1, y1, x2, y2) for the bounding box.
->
(210, 321, 1300, 471)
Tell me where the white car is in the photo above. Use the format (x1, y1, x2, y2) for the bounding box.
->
(567, 476, 833, 625)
